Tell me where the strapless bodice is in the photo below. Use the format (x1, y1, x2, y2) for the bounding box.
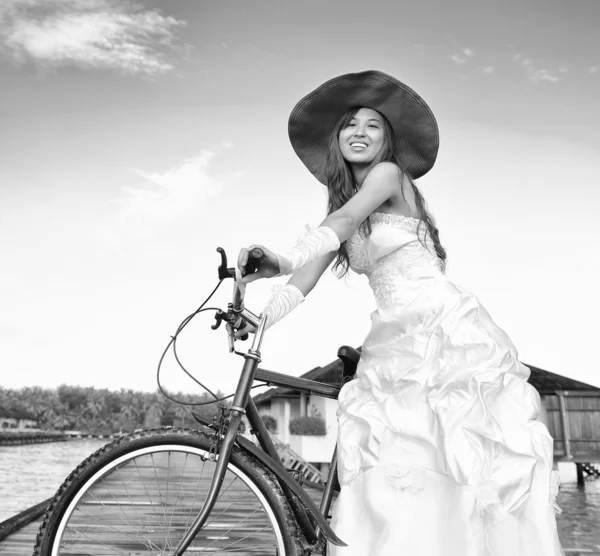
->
(346, 212, 444, 307)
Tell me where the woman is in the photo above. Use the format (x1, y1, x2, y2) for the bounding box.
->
(237, 70, 564, 556)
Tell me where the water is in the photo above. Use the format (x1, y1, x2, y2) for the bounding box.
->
(557, 480, 600, 551)
(1, 442, 598, 551)
(0, 439, 106, 521)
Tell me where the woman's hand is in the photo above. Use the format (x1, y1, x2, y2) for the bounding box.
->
(237, 244, 280, 284)
(231, 317, 257, 340)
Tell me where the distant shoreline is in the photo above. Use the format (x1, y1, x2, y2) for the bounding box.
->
(0, 432, 68, 446)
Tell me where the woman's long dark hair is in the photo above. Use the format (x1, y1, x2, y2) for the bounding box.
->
(325, 107, 447, 276)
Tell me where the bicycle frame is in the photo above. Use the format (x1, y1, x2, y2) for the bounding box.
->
(173, 268, 347, 554)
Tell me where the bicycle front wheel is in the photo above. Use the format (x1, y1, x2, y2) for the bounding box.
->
(34, 428, 305, 555)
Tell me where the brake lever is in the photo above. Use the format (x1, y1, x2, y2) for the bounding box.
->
(211, 310, 227, 330)
(216, 247, 236, 280)
(221, 312, 249, 353)
(216, 246, 263, 281)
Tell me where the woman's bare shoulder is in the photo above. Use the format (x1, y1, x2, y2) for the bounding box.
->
(368, 162, 417, 215)
(367, 161, 402, 180)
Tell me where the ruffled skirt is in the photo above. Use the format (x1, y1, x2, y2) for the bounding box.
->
(329, 277, 564, 556)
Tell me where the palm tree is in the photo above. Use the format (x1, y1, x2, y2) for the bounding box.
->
(174, 404, 191, 427)
(144, 395, 164, 427)
(52, 413, 73, 430)
(39, 397, 63, 429)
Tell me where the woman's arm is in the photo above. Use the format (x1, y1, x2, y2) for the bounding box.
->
(288, 251, 337, 296)
(234, 251, 336, 338)
(320, 161, 403, 242)
(234, 163, 401, 336)
(238, 162, 403, 282)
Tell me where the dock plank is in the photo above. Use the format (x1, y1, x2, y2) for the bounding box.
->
(0, 484, 325, 555)
(0, 520, 40, 554)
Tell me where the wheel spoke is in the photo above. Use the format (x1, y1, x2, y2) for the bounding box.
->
(68, 505, 160, 553)
(150, 452, 171, 553)
(133, 456, 163, 518)
(77, 486, 159, 552)
(204, 484, 253, 529)
(164, 450, 172, 552)
(184, 456, 206, 532)
(202, 504, 268, 552)
(167, 451, 189, 535)
(99, 471, 150, 549)
(115, 465, 151, 541)
(60, 526, 128, 556)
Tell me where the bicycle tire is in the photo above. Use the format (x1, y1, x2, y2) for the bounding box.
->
(34, 427, 306, 555)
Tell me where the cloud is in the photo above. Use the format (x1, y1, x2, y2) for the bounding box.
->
(589, 66, 598, 75)
(450, 47, 474, 66)
(481, 65, 495, 75)
(513, 53, 564, 84)
(450, 48, 474, 65)
(527, 68, 563, 83)
(0, 0, 185, 76)
(106, 151, 222, 242)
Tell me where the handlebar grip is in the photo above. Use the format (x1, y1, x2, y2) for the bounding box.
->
(243, 247, 264, 277)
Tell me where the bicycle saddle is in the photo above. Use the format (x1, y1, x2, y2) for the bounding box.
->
(337, 345, 361, 384)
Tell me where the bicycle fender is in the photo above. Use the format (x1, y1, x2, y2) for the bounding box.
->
(234, 434, 346, 547)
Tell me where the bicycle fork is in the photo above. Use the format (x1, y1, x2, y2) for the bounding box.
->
(174, 328, 265, 554)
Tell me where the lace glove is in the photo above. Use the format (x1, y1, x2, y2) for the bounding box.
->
(277, 226, 340, 276)
(262, 284, 305, 329)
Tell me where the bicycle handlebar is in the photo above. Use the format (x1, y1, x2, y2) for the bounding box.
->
(244, 247, 264, 277)
(214, 247, 265, 350)
(215, 246, 264, 281)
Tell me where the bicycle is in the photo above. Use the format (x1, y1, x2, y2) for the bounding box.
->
(34, 247, 361, 555)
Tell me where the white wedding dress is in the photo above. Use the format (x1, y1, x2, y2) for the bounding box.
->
(328, 212, 564, 556)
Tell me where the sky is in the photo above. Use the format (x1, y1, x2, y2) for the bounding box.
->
(1, 0, 599, 400)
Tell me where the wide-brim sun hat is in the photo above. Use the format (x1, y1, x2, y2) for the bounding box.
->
(288, 70, 439, 183)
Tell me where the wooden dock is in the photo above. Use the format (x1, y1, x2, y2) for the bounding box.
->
(1, 518, 41, 554)
(0, 480, 326, 555)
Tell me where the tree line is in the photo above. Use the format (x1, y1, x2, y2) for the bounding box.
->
(0, 384, 226, 435)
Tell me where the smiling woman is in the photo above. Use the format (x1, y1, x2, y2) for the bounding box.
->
(236, 70, 566, 556)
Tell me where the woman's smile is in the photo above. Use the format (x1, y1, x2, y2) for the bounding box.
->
(338, 107, 384, 164)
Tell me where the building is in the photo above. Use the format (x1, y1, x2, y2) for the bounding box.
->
(527, 363, 600, 466)
(0, 406, 38, 431)
(253, 354, 345, 473)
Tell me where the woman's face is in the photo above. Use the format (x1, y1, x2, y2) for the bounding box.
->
(338, 107, 385, 165)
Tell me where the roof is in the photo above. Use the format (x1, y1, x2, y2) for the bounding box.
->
(0, 405, 37, 420)
(525, 363, 600, 393)
(253, 352, 600, 405)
